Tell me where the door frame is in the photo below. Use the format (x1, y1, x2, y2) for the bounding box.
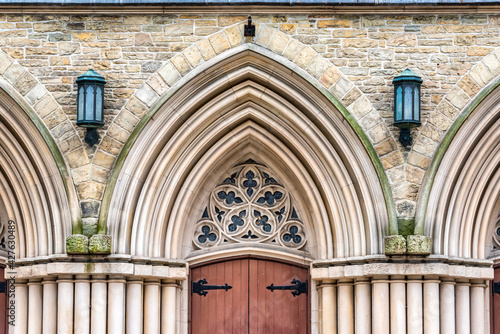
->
(188, 255, 311, 334)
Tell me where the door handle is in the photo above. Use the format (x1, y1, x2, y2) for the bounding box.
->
(266, 278, 307, 297)
(192, 278, 232, 297)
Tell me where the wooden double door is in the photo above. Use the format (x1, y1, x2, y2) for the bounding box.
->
(190, 258, 309, 334)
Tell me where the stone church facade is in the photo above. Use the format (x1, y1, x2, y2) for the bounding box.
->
(0, 1, 499, 333)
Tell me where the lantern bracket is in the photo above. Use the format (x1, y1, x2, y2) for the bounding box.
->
(399, 128, 412, 147)
(244, 16, 255, 37)
(84, 128, 100, 147)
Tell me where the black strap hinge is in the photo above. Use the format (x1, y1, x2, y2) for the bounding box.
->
(493, 281, 500, 294)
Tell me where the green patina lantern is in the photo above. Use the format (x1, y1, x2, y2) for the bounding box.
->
(76, 69, 106, 146)
(393, 69, 423, 147)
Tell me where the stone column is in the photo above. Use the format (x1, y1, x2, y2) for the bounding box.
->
(144, 280, 160, 334)
(126, 279, 143, 334)
(108, 275, 126, 334)
(42, 278, 57, 334)
(161, 281, 178, 334)
(354, 279, 371, 334)
(456, 280, 471, 334)
(372, 276, 389, 334)
(407, 276, 423, 334)
(14, 280, 28, 334)
(74, 275, 91, 334)
(57, 275, 74, 334)
(337, 279, 354, 334)
(390, 275, 406, 334)
(91, 275, 107, 334)
(439, 278, 455, 334)
(28, 280, 42, 334)
(320, 281, 336, 334)
(423, 277, 440, 334)
(470, 280, 486, 334)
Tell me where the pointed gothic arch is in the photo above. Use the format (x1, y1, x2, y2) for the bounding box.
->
(104, 49, 393, 261)
(0, 79, 79, 259)
(417, 80, 500, 259)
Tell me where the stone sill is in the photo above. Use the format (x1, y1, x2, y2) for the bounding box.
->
(313, 254, 493, 268)
(311, 261, 494, 281)
(8, 261, 188, 280)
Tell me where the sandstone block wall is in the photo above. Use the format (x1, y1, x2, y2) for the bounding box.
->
(1, 13, 499, 231)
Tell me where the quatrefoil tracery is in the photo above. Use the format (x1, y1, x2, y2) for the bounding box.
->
(193, 163, 306, 250)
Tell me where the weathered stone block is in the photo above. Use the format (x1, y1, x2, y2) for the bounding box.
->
(48, 33, 71, 42)
(0, 52, 13, 74)
(33, 21, 63, 32)
(82, 218, 98, 238)
(77, 181, 105, 201)
(15, 71, 37, 96)
(279, 23, 297, 35)
(124, 15, 151, 25)
(66, 234, 88, 254)
(196, 39, 216, 61)
(81, 201, 100, 218)
(59, 42, 81, 56)
(320, 65, 342, 89)
(66, 148, 90, 168)
(445, 86, 470, 110)
(93, 150, 116, 170)
(171, 54, 191, 76)
(25, 84, 46, 104)
(255, 25, 274, 48)
(218, 15, 247, 27)
(89, 234, 111, 254)
(307, 55, 331, 79)
(384, 235, 407, 255)
(183, 46, 203, 67)
(282, 39, 302, 61)
(317, 19, 350, 28)
(135, 84, 158, 107)
(158, 62, 181, 86)
(406, 235, 432, 255)
(146, 74, 169, 96)
(165, 20, 193, 36)
(294, 46, 316, 69)
(208, 32, 231, 55)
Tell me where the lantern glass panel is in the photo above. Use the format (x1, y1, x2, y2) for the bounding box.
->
(96, 86, 103, 122)
(78, 86, 84, 122)
(404, 85, 412, 121)
(395, 86, 403, 121)
(414, 86, 420, 122)
(85, 85, 94, 121)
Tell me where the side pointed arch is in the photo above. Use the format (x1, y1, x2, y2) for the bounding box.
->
(0, 79, 80, 259)
(103, 49, 394, 260)
(417, 79, 500, 259)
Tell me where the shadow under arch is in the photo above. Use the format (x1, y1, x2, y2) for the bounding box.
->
(0, 79, 80, 259)
(102, 47, 395, 260)
(416, 78, 500, 259)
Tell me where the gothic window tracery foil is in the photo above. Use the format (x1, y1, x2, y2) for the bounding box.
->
(493, 216, 500, 250)
(193, 162, 306, 251)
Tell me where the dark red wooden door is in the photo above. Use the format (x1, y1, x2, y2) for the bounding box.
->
(190, 258, 309, 334)
(492, 264, 500, 334)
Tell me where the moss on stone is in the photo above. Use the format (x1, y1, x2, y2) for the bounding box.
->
(82, 218, 98, 238)
(89, 234, 111, 254)
(66, 234, 88, 254)
(384, 235, 407, 255)
(407, 235, 432, 255)
(398, 218, 415, 236)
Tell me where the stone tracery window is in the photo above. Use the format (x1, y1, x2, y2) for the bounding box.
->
(193, 161, 306, 251)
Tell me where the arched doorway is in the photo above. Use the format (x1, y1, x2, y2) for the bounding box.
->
(103, 47, 393, 333)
